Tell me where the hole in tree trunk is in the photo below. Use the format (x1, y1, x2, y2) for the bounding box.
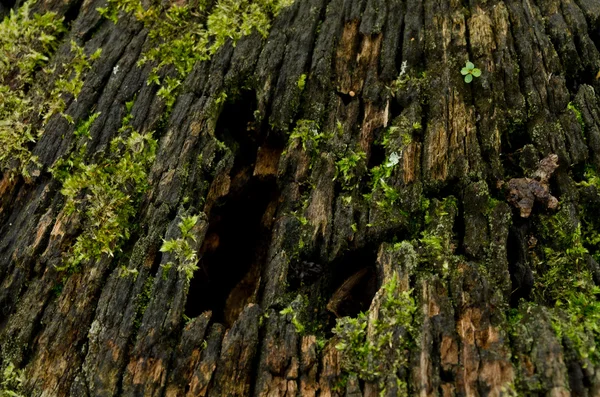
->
(507, 220, 534, 307)
(184, 90, 281, 327)
(324, 245, 379, 320)
(186, 177, 278, 326)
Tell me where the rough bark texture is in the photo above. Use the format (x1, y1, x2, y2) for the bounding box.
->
(2, 0, 600, 396)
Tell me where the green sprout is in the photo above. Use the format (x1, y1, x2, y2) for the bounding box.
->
(461, 61, 481, 83)
(160, 215, 200, 281)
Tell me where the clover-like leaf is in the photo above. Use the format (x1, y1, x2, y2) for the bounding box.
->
(464, 74, 473, 83)
(472, 68, 481, 77)
(461, 67, 470, 75)
(466, 61, 474, 69)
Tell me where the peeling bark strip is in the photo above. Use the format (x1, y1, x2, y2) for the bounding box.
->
(2, 0, 600, 395)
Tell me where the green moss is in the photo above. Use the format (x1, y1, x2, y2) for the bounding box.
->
(297, 73, 306, 91)
(47, 42, 102, 124)
(551, 287, 600, 364)
(366, 152, 400, 206)
(418, 232, 444, 260)
(333, 273, 417, 391)
(415, 197, 456, 274)
(133, 276, 154, 331)
(529, 200, 600, 364)
(51, 110, 157, 272)
(0, 0, 64, 177)
(578, 168, 600, 262)
(0, 1, 103, 178)
(98, 0, 295, 110)
(533, 207, 589, 303)
(0, 362, 25, 397)
(567, 101, 585, 137)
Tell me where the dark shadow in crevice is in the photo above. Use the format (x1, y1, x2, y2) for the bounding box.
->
(185, 90, 281, 327)
(500, 120, 530, 179)
(324, 244, 379, 321)
(63, 0, 84, 26)
(365, 125, 386, 177)
(589, 23, 600, 58)
(507, 219, 534, 307)
(389, 96, 403, 121)
(452, 194, 467, 258)
(0, 0, 16, 18)
(186, 176, 278, 326)
(338, 91, 355, 106)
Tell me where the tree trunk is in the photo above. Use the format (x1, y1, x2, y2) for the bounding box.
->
(2, 0, 600, 395)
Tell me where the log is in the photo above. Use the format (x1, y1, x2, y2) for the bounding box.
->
(1, 0, 600, 395)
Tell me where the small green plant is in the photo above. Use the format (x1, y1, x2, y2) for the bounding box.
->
(289, 120, 327, 153)
(160, 215, 201, 280)
(366, 151, 401, 208)
(0, 362, 25, 397)
(461, 61, 481, 83)
(335, 150, 366, 190)
(279, 294, 310, 334)
(280, 306, 305, 334)
(419, 231, 444, 260)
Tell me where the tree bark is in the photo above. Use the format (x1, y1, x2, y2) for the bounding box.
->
(2, 0, 600, 396)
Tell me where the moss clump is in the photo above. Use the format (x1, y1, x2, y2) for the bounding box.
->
(0, 362, 25, 397)
(132, 275, 154, 331)
(45, 41, 102, 124)
(367, 152, 401, 208)
(297, 73, 306, 91)
(333, 273, 417, 393)
(51, 107, 157, 271)
(98, 0, 294, 109)
(0, 0, 64, 176)
(533, 206, 589, 303)
(0, 1, 102, 177)
(528, 201, 600, 364)
(578, 167, 600, 263)
(365, 119, 422, 213)
(552, 287, 600, 364)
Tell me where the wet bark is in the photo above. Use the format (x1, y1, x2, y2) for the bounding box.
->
(2, 0, 600, 396)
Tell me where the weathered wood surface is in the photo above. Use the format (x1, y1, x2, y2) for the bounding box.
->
(2, 0, 600, 395)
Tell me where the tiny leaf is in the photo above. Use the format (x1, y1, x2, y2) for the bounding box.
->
(466, 61, 474, 69)
(461, 67, 469, 75)
(464, 74, 473, 83)
(472, 68, 481, 77)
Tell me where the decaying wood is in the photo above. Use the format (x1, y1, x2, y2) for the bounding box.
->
(1, 0, 600, 395)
